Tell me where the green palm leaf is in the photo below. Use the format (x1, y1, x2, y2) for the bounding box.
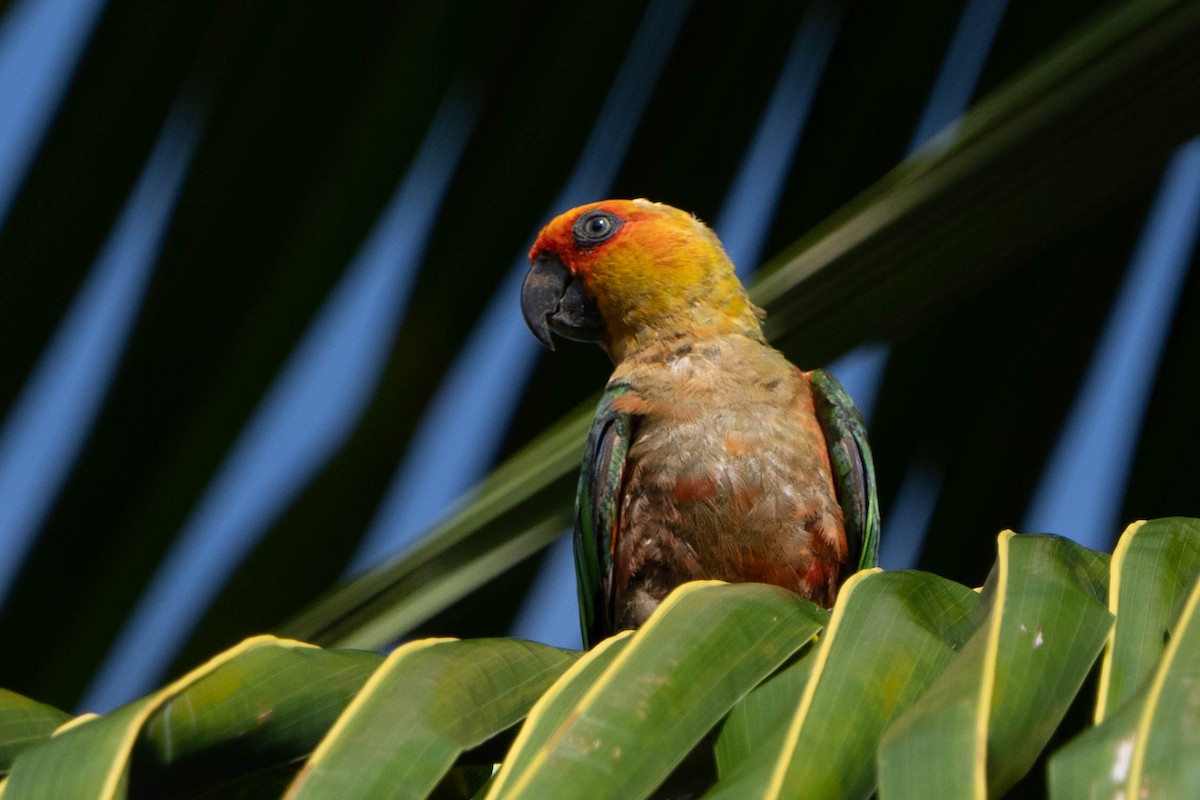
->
(285, 639, 575, 799)
(878, 533, 1111, 798)
(2, 520, 1199, 797)
(0, 690, 70, 775)
(1049, 518, 1200, 798)
(1092, 517, 1200, 720)
(4, 637, 378, 799)
(487, 582, 825, 800)
(705, 570, 979, 799)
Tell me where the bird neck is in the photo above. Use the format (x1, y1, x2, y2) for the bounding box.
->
(604, 297, 766, 364)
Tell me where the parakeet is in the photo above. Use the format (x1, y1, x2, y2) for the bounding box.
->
(521, 199, 879, 647)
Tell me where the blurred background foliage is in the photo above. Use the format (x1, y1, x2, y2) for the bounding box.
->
(0, 0, 1197, 719)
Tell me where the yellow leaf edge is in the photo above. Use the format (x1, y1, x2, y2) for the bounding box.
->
(1092, 519, 1148, 723)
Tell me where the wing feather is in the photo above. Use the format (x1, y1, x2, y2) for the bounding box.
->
(574, 383, 635, 648)
(809, 369, 880, 573)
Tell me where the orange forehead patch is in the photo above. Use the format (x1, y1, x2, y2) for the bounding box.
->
(528, 199, 678, 276)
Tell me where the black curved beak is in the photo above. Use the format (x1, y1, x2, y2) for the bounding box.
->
(520, 253, 605, 350)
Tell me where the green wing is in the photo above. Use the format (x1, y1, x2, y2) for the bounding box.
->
(810, 369, 881, 572)
(574, 382, 635, 648)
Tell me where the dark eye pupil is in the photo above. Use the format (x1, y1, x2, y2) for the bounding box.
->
(573, 210, 623, 246)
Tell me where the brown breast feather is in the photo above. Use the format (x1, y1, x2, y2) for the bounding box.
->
(610, 336, 847, 631)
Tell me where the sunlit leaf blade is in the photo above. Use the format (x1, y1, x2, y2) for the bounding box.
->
(280, 0, 1200, 652)
(285, 638, 576, 799)
(483, 631, 632, 797)
(1049, 552, 1200, 799)
(3, 636, 365, 799)
(704, 569, 979, 800)
(0, 689, 70, 774)
(1094, 517, 1200, 722)
(878, 532, 1111, 799)
(136, 644, 381, 796)
(486, 582, 826, 800)
(712, 640, 822, 779)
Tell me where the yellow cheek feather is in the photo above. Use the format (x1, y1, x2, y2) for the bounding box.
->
(575, 203, 764, 349)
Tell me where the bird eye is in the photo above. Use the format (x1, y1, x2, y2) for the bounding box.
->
(573, 210, 623, 247)
(586, 216, 610, 236)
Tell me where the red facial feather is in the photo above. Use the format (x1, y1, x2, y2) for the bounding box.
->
(528, 200, 658, 277)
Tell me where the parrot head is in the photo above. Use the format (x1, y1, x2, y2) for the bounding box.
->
(521, 199, 765, 361)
